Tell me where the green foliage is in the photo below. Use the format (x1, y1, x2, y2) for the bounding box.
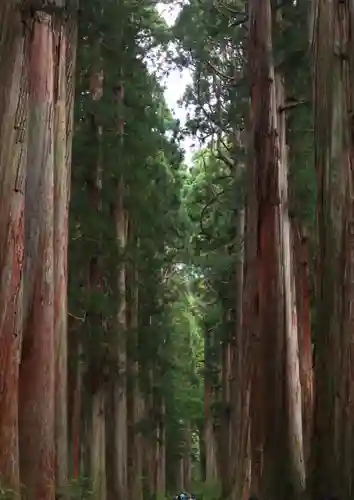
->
(0, 485, 17, 500)
(68, 0, 205, 492)
(68, 0, 317, 492)
(191, 481, 221, 500)
(56, 477, 93, 499)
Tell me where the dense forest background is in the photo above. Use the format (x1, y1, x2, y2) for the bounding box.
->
(0, 0, 353, 500)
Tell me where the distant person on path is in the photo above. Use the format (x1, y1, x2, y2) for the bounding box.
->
(175, 492, 194, 500)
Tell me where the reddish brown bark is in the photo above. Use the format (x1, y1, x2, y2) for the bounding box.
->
(335, 6, 354, 498)
(310, 2, 354, 498)
(247, 2, 305, 498)
(0, 6, 28, 492)
(19, 12, 55, 500)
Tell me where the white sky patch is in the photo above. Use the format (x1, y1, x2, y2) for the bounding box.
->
(155, 2, 198, 165)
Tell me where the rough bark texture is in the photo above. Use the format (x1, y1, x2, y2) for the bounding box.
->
(53, 20, 69, 495)
(19, 12, 55, 500)
(230, 207, 250, 500)
(64, 2, 78, 482)
(247, 1, 305, 498)
(276, 76, 306, 494)
(311, 2, 354, 498)
(293, 223, 313, 468)
(0, 5, 28, 492)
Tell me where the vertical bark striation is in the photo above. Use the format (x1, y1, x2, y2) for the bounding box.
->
(0, 5, 28, 491)
(20, 12, 55, 500)
(53, 20, 68, 494)
(293, 223, 313, 468)
(247, 1, 305, 498)
(230, 206, 249, 500)
(311, 1, 354, 498)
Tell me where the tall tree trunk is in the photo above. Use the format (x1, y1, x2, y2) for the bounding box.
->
(293, 223, 313, 468)
(114, 175, 128, 500)
(0, 6, 28, 492)
(247, 1, 305, 497)
(87, 56, 106, 499)
(142, 366, 164, 499)
(183, 425, 192, 493)
(69, 337, 82, 479)
(220, 337, 231, 497)
(106, 379, 116, 500)
(311, 1, 354, 498)
(310, 2, 339, 496)
(53, 17, 68, 494)
(199, 424, 206, 482)
(19, 11, 55, 500)
(175, 457, 184, 491)
(127, 235, 143, 500)
(112, 75, 128, 500)
(276, 76, 305, 495)
(156, 396, 166, 497)
(203, 370, 218, 485)
(230, 207, 250, 500)
(91, 389, 106, 500)
(142, 367, 154, 499)
(66, 2, 78, 481)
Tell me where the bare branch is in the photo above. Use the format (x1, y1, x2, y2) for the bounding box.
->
(69, 312, 86, 322)
(206, 60, 235, 81)
(278, 99, 308, 113)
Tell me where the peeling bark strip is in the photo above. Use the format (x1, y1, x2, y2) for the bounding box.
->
(19, 12, 55, 500)
(0, 6, 29, 492)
